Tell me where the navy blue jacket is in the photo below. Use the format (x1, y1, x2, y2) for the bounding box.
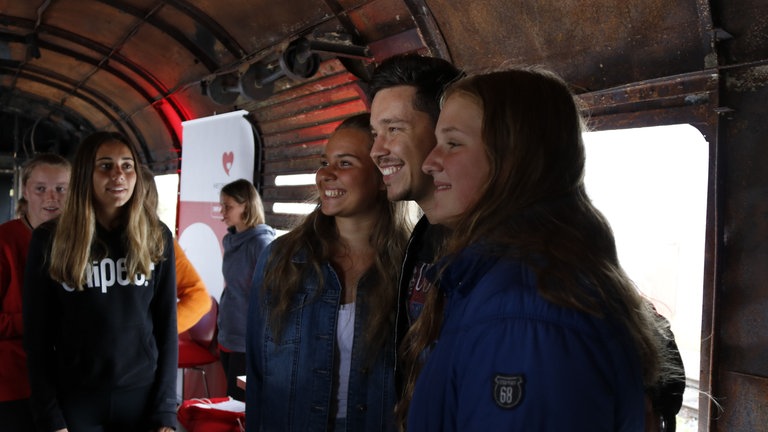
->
(407, 246, 645, 431)
(246, 242, 396, 431)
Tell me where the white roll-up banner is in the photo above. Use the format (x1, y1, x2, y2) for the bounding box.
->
(178, 110, 255, 302)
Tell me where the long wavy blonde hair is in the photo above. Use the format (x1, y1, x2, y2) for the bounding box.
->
(48, 132, 165, 289)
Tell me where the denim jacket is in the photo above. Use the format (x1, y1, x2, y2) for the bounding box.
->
(246, 243, 396, 432)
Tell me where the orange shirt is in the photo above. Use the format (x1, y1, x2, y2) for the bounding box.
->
(174, 240, 211, 333)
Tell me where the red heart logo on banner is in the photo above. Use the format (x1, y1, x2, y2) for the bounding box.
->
(222, 152, 234, 175)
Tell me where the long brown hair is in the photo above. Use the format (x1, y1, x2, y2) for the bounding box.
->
(48, 132, 165, 289)
(262, 113, 410, 357)
(397, 68, 670, 427)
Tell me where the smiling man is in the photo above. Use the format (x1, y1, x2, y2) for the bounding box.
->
(368, 55, 462, 418)
(370, 85, 437, 210)
(369, 53, 462, 325)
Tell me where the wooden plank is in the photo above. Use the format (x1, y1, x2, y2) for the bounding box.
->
(258, 99, 368, 135)
(254, 83, 367, 123)
(265, 212, 308, 231)
(262, 122, 340, 148)
(262, 185, 316, 201)
(265, 156, 321, 173)
(263, 139, 325, 162)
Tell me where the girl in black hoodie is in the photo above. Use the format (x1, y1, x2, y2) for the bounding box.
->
(23, 132, 177, 432)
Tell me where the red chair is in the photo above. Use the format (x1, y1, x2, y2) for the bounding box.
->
(179, 296, 219, 398)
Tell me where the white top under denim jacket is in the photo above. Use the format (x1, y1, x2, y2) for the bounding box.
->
(245, 241, 397, 432)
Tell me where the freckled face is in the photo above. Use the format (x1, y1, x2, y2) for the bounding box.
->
(422, 92, 490, 228)
(92, 140, 137, 220)
(23, 164, 70, 228)
(317, 128, 383, 219)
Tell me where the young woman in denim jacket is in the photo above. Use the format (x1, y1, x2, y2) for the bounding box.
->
(246, 113, 410, 431)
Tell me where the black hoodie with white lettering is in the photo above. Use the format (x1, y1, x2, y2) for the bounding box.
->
(22, 220, 178, 431)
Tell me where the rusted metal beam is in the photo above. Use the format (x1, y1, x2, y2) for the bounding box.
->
(0, 66, 136, 141)
(578, 70, 719, 134)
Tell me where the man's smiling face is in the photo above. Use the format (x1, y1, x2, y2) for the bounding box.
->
(370, 85, 438, 211)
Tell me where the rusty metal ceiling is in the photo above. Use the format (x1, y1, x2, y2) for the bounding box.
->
(0, 0, 412, 172)
(0, 0, 765, 173)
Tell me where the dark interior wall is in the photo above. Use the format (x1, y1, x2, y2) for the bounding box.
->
(0, 174, 12, 223)
(704, 0, 768, 429)
(424, 0, 709, 90)
(712, 69, 768, 431)
(719, 70, 768, 378)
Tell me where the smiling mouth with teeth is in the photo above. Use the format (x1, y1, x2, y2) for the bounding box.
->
(379, 166, 401, 176)
(324, 189, 345, 197)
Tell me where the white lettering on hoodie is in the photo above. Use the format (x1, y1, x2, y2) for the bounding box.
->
(62, 257, 153, 292)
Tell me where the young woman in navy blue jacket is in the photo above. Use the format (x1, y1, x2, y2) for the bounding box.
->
(246, 113, 411, 431)
(400, 69, 680, 431)
(23, 132, 177, 432)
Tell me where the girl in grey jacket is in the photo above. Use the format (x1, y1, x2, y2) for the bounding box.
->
(218, 179, 275, 401)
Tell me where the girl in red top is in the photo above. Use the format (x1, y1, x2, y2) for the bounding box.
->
(0, 154, 70, 430)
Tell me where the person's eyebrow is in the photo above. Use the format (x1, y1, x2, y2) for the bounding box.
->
(437, 125, 465, 134)
(322, 152, 361, 160)
(380, 117, 407, 124)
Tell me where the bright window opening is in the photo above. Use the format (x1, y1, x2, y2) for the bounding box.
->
(272, 202, 316, 215)
(275, 173, 315, 186)
(154, 173, 180, 234)
(272, 173, 317, 237)
(583, 124, 708, 431)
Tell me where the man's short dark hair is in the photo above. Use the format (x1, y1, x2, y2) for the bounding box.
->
(368, 54, 463, 123)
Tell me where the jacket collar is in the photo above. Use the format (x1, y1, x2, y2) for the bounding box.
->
(428, 243, 501, 298)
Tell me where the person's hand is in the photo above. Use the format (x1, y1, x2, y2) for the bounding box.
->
(155, 427, 174, 432)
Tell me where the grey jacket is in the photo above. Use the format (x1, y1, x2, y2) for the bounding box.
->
(218, 224, 276, 352)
